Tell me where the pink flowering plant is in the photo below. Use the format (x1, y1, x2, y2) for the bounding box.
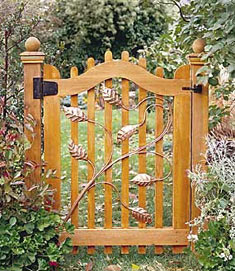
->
(0, 96, 51, 209)
(188, 136, 235, 270)
(0, 98, 74, 270)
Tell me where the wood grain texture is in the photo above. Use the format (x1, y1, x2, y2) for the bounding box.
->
(87, 58, 96, 255)
(23, 48, 203, 253)
(172, 65, 191, 254)
(60, 228, 189, 246)
(43, 64, 61, 210)
(104, 51, 113, 254)
(121, 51, 130, 254)
(138, 57, 147, 254)
(23, 63, 42, 187)
(46, 61, 191, 97)
(189, 56, 208, 247)
(70, 67, 79, 228)
(155, 67, 164, 254)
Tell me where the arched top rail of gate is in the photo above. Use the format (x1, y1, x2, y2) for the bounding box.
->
(44, 60, 191, 97)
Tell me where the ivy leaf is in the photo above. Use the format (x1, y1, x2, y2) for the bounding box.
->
(27, 253, 36, 263)
(64, 222, 75, 234)
(197, 76, 208, 86)
(196, 66, 210, 76)
(9, 217, 17, 227)
(208, 77, 218, 86)
(229, 240, 235, 251)
(24, 223, 35, 234)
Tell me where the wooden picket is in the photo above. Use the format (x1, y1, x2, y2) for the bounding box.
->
(87, 58, 96, 254)
(21, 37, 208, 255)
(121, 51, 130, 255)
(70, 67, 79, 254)
(70, 66, 79, 229)
(104, 51, 113, 254)
(138, 57, 147, 254)
(155, 67, 164, 254)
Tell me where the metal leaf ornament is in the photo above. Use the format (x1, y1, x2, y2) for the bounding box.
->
(130, 207, 152, 224)
(102, 87, 121, 106)
(130, 174, 156, 187)
(117, 124, 139, 143)
(68, 141, 88, 161)
(63, 106, 88, 122)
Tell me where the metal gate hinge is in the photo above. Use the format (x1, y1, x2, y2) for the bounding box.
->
(182, 84, 202, 93)
(33, 77, 58, 99)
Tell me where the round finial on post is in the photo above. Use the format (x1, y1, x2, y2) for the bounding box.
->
(25, 37, 41, 52)
(192, 38, 206, 53)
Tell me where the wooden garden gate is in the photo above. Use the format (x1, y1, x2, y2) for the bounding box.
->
(21, 37, 208, 254)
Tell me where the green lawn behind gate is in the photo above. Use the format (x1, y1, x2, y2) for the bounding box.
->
(60, 109, 173, 228)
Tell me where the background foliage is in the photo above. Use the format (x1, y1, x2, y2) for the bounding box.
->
(177, 0, 235, 129)
(42, 0, 168, 75)
(0, 0, 42, 121)
(141, 0, 234, 129)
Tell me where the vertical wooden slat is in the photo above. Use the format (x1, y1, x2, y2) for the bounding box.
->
(87, 58, 96, 255)
(43, 64, 61, 210)
(155, 67, 164, 254)
(70, 67, 79, 254)
(121, 51, 130, 254)
(138, 57, 147, 254)
(172, 65, 191, 253)
(70, 67, 79, 227)
(104, 51, 113, 254)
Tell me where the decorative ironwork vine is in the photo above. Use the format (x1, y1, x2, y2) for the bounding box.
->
(63, 87, 173, 224)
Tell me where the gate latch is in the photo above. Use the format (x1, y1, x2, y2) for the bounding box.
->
(33, 77, 58, 99)
(182, 84, 202, 93)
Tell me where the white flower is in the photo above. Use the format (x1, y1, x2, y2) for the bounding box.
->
(217, 214, 224, 220)
(219, 253, 225, 259)
(187, 234, 198, 242)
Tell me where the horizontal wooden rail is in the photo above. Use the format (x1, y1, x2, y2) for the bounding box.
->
(44, 61, 191, 97)
(60, 228, 189, 246)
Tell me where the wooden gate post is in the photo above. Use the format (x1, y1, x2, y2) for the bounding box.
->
(20, 37, 45, 185)
(188, 39, 208, 228)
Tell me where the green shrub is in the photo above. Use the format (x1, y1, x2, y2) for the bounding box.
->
(42, 0, 168, 75)
(138, 32, 185, 78)
(177, 0, 235, 129)
(1, 63, 74, 271)
(188, 136, 235, 270)
(140, 0, 234, 129)
(0, 1, 46, 124)
(194, 219, 235, 271)
(0, 205, 73, 271)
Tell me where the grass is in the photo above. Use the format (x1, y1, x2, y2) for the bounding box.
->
(61, 247, 200, 271)
(59, 108, 200, 270)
